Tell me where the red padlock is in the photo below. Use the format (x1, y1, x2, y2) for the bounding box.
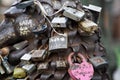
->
(68, 52, 94, 80)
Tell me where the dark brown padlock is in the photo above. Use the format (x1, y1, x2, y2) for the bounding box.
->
(13, 40, 28, 50)
(31, 45, 48, 62)
(89, 56, 108, 69)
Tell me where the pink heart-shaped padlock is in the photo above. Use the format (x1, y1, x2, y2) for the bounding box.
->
(68, 52, 94, 80)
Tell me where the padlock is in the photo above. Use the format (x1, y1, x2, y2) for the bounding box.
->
(68, 52, 94, 80)
(89, 56, 108, 69)
(63, 7, 85, 21)
(0, 55, 12, 74)
(20, 53, 32, 64)
(52, 0, 62, 10)
(51, 17, 68, 28)
(0, 59, 5, 75)
(83, 4, 102, 23)
(56, 59, 67, 69)
(37, 62, 49, 71)
(22, 64, 36, 74)
(49, 32, 68, 51)
(19, 51, 34, 66)
(13, 40, 28, 50)
(31, 45, 48, 62)
(79, 19, 98, 33)
(32, 24, 48, 35)
(13, 68, 27, 79)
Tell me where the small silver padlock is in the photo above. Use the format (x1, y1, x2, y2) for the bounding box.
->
(63, 7, 85, 21)
(22, 64, 36, 74)
(56, 59, 67, 69)
(21, 53, 32, 64)
(0, 55, 12, 74)
(0, 59, 5, 75)
(49, 33, 68, 51)
(37, 62, 49, 71)
(83, 4, 102, 23)
(51, 17, 68, 28)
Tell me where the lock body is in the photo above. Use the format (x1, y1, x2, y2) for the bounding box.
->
(49, 34, 68, 51)
(89, 56, 108, 69)
(0, 64, 5, 75)
(21, 53, 31, 62)
(22, 64, 36, 74)
(83, 4, 102, 23)
(1, 56, 13, 74)
(68, 52, 94, 80)
(31, 50, 47, 61)
(37, 62, 49, 71)
(13, 68, 27, 79)
(63, 7, 85, 21)
(51, 17, 68, 28)
(79, 19, 98, 33)
(56, 60, 67, 69)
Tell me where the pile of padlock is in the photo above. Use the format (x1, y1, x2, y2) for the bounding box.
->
(0, 0, 110, 80)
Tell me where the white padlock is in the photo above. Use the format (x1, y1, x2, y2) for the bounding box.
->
(51, 17, 68, 28)
(63, 7, 85, 21)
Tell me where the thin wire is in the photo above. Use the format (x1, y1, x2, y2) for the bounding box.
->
(34, 0, 68, 36)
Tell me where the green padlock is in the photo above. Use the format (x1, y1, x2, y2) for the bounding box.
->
(13, 68, 27, 79)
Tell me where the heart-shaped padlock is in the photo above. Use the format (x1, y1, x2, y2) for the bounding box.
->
(68, 52, 94, 80)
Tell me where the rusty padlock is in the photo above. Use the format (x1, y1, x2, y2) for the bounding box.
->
(68, 52, 94, 80)
(31, 45, 48, 62)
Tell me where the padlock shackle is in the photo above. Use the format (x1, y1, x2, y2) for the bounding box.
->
(68, 52, 75, 65)
(68, 52, 87, 65)
(78, 53, 87, 62)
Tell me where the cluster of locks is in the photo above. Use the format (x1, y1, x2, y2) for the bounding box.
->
(0, 0, 110, 80)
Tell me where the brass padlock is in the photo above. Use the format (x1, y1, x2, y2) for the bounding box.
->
(13, 68, 27, 79)
(56, 59, 67, 69)
(79, 18, 98, 33)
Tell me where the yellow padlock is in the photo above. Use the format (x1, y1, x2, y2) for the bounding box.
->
(13, 68, 27, 79)
(79, 19, 98, 33)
